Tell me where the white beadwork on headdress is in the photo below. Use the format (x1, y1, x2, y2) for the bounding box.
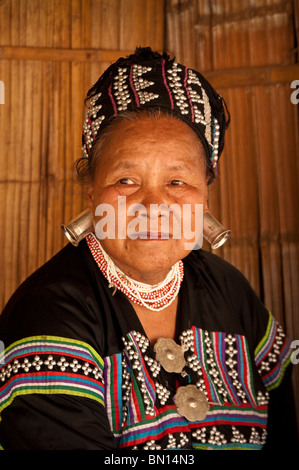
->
(167, 63, 189, 115)
(132, 64, 159, 105)
(81, 51, 227, 174)
(187, 70, 211, 130)
(114, 67, 131, 111)
(82, 92, 105, 157)
(211, 118, 220, 168)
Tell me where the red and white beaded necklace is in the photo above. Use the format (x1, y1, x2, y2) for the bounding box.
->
(86, 233, 184, 311)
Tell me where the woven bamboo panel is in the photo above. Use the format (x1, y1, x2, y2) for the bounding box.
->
(166, 0, 299, 430)
(0, 0, 165, 308)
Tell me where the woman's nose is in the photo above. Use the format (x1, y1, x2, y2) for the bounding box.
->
(126, 188, 171, 225)
(137, 186, 170, 209)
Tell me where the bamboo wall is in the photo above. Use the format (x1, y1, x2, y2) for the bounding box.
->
(166, 0, 299, 428)
(0, 0, 298, 435)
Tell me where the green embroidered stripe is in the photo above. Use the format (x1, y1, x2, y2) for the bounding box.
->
(0, 335, 104, 370)
(254, 311, 273, 359)
(0, 336, 105, 422)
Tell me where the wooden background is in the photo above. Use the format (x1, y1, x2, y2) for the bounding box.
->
(0, 0, 298, 432)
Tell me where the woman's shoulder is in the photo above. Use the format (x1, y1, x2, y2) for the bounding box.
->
(4, 242, 90, 303)
(184, 248, 250, 287)
(184, 248, 267, 321)
(0, 241, 102, 344)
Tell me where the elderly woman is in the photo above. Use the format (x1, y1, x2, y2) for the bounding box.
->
(0, 48, 297, 450)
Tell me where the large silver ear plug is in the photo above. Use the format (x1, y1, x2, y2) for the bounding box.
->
(203, 211, 231, 249)
(61, 209, 93, 246)
(61, 209, 231, 249)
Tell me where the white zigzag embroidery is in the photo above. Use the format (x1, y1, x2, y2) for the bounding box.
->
(132, 64, 159, 105)
(187, 70, 212, 145)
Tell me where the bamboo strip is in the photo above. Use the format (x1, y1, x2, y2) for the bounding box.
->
(80, 0, 92, 50)
(120, 0, 137, 49)
(55, 60, 68, 250)
(206, 64, 299, 88)
(17, 62, 33, 278)
(46, 61, 61, 258)
(3, 183, 20, 302)
(180, 6, 195, 67)
(10, 0, 20, 46)
(143, 0, 165, 51)
(90, 0, 102, 49)
(27, 61, 43, 276)
(0, 46, 133, 63)
(5, 60, 20, 301)
(254, 87, 280, 238)
(166, 8, 179, 63)
(36, 60, 50, 267)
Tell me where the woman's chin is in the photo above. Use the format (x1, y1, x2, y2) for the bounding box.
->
(103, 241, 182, 283)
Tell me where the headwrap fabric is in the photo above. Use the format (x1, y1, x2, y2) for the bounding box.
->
(81, 47, 230, 182)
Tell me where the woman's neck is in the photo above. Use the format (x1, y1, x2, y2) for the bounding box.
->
(109, 255, 172, 285)
(130, 297, 178, 345)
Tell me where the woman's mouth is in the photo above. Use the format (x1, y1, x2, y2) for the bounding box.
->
(128, 232, 173, 240)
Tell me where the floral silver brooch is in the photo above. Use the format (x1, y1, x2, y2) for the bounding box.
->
(174, 384, 210, 421)
(154, 338, 186, 373)
(154, 337, 209, 421)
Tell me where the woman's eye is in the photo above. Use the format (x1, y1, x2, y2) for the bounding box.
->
(118, 178, 134, 185)
(170, 180, 184, 186)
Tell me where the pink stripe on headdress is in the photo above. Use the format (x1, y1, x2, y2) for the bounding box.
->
(129, 64, 140, 107)
(184, 67, 194, 122)
(108, 71, 118, 116)
(161, 59, 174, 109)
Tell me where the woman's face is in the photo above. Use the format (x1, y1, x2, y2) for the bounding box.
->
(88, 114, 208, 284)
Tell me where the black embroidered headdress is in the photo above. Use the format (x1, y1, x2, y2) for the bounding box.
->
(81, 47, 230, 184)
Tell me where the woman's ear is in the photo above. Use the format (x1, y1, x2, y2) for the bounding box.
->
(87, 185, 94, 212)
(203, 183, 209, 213)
